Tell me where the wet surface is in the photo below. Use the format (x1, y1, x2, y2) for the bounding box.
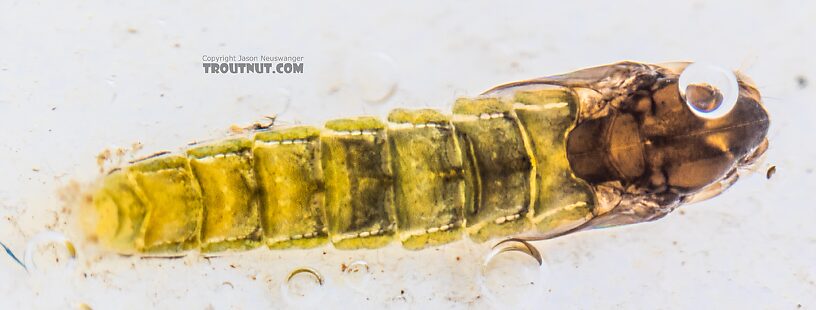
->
(0, 1, 814, 308)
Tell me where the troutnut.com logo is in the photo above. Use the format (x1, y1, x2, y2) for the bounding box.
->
(202, 55, 304, 74)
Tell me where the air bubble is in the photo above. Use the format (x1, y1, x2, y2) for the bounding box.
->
(210, 281, 237, 309)
(348, 52, 398, 104)
(478, 239, 549, 308)
(678, 63, 739, 119)
(281, 267, 326, 307)
(342, 260, 372, 293)
(23, 231, 77, 274)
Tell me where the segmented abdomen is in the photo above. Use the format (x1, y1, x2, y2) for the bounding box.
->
(87, 86, 595, 255)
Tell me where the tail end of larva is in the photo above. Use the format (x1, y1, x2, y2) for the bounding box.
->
(77, 170, 144, 255)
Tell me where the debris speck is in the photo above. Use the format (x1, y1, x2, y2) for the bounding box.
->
(796, 76, 808, 89)
(229, 124, 245, 134)
(96, 149, 112, 173)
(766, 165, 777, 179)
(131, 142, 144, 153)
(1, 241, 26, 270)
(127, 28, 138, 34)
(77, 303, 93, 310)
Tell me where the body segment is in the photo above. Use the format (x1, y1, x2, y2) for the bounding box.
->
(321, 117, 396, 249)
(451, 98, 535, 241)
(253, 127, 327, 249)
(387, 109, 466, 249)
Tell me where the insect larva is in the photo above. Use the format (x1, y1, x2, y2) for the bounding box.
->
(81, 61, 771, 256)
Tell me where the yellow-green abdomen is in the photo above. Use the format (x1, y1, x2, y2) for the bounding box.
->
(82, 86, 596, 255)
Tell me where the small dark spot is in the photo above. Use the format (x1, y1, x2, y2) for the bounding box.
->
(400, 289, 405, 295)
(173, 43, 181, 48)
(679, 210, 686, 215)
(455, 256, 460, 261)
(766, 165, 777, 179)
(51, 107, 56, 111)
(160, 93, 165, 98)
(796, 76, 808, 89)
(340, 263, 347, 272)
(229, 264, 236, 269)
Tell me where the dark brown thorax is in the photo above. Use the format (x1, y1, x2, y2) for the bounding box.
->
(567, 78, 769, 198)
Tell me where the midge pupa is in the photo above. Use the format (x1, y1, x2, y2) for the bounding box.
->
(80, 61, 770, 255)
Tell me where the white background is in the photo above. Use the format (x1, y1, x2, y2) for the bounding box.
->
(0, 1, 813, 309)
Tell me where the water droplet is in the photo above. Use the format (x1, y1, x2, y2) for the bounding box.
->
(209, 281, 238, 309)
(281, 267, 326, 307)
(489, 238, 543, 265)
(342, 260, 372, 293)
(479, 239, 549, 307)
(678, 63, 739, 119)
(348, 52, 398, 104)
(23, 231, 76, 274)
